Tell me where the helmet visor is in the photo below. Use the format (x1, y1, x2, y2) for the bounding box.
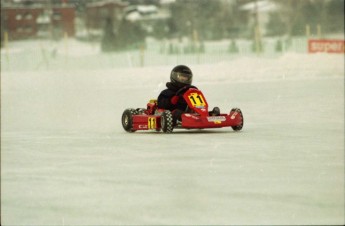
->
(172, 72, 192, 85)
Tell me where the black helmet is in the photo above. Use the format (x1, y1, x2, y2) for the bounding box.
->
(170, 65, 193, 88)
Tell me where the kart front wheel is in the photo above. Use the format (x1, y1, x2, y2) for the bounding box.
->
(230, 108, 244, 131)
(122, 108, 137, 132)
(161, 110, 174, 133)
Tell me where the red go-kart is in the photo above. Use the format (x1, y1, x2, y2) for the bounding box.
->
(121, 85, 243, 133)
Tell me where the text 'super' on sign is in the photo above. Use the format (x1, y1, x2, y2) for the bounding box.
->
(308, 39, 345, 53)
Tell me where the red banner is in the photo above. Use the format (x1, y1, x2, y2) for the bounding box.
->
(308, 39, 345, 53)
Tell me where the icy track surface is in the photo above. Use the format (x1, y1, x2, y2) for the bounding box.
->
(1, 53, 344, 225)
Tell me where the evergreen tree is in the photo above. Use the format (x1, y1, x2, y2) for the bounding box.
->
(168, 0, 235, 40)
(267, 0, 344, 37)
(117, 19, 146, 49)
(101, 18, 117, 52)
(325, 0, 345, 33)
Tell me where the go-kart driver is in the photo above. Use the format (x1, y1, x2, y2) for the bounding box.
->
(157, 65, 220, 125)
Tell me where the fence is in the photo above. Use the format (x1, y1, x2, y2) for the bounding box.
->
(0, 35, 340, 72)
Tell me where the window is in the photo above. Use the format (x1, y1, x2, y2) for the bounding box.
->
(24, 13, 33, 20)
(100, 8, 109, 17)
(16, 14, 23, 20)
(53, 13, 62, 20)
(16, 26, 24, 32)
(24, 25, 33, 32)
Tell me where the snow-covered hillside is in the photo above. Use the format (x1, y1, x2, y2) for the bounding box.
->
(1, 39, 344, 225)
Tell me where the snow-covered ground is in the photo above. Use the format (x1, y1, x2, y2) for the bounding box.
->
(1, 39, 344, 225)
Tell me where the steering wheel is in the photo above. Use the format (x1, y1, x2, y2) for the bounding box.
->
(175, 85, 198, 96)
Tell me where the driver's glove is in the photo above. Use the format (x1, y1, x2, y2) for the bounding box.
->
(170, 95, 179, 105)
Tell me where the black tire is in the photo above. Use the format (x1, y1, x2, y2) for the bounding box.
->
(231, 108, 244, 131)
(122, 108, 137, 132)
(161, 110, 174, 133)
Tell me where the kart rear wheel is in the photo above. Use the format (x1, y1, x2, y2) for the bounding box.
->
(230, 108, 244, 131)
(161, 110, 174, 133)
(122, 108, 137, 132)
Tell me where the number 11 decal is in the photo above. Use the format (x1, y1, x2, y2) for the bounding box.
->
(188, 93, 206, 108)
(148, 117, 156, 129)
